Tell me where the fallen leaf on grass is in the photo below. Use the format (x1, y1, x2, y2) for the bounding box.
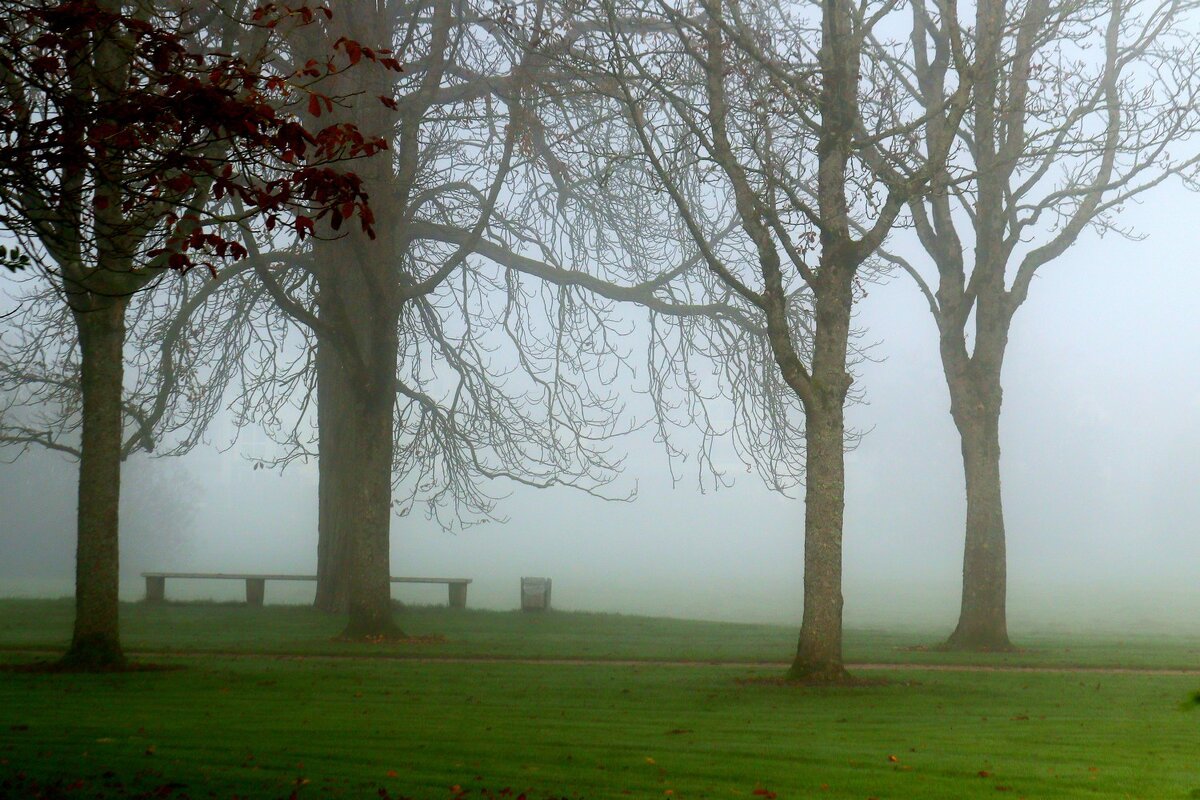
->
(978, 771, 992, 778)
(887, 755, 899, 763)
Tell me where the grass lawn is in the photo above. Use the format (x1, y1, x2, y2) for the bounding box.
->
(2, 599, 1200, 670)
(2, 653, 1199, 800)
(2, 601, 1199, 798)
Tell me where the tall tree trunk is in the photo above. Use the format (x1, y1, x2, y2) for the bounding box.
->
(789, 276, 853, 683)
(945, 368, 1012, 650)
(938, 0, 1013, 652)
(312, 230, 403, 639)
(790, 394, 848, 681)
(314, 338, 351, 613)
(339, 356, 403, 640)
(299, 0, 405, 638)
(61, 299, 128, 670)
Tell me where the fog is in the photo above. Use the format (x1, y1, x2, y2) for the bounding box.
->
(3, 191, 1199, 636)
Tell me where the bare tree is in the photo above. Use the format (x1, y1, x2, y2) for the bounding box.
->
(166, 0, 640, 636)
(887, 0, 1200, 649)
(541, 0, 973, 681)
(5, 0, 743, 643)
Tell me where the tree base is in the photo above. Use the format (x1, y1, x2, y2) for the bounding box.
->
(941, 625, 1015, 652)
(785, 660, 854, 685)
(56, 636, 127, 672)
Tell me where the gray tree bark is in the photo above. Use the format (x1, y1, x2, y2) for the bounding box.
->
(788, 265, 855, 681)
(314, 338, 352, 613)
(311, 239, 405, 640)
(942, 333, 1013, 650)
(338, 361, 401, 639)
(61, 299, 129, 669)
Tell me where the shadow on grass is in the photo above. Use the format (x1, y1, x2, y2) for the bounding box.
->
(0, 659, 183, 674)
(734, 674, 902, 688)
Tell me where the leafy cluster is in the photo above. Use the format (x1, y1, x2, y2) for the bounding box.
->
(0, 0, 399, 281)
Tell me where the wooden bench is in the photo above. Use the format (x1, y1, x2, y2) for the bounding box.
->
(141, 572, 472, 608)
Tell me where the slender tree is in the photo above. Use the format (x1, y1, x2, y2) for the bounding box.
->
(887, 0, 1200, 649)
(547, 0, 973, 680)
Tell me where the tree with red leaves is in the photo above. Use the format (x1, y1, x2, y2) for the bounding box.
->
(0, 0, 398, 669)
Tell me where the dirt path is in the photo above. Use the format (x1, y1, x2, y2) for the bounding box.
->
(4, 647, 1200, 675)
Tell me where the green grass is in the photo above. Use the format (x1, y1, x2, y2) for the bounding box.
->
(2, 600, 1199, 798)
(2, 598, 1200, 670)
(2, 654, 1198, 799)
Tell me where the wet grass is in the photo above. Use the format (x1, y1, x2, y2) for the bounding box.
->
(2, 598, 1200, 670)
(1, 653, 1198, 799)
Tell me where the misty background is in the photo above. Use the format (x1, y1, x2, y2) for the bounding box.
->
(2, 191, 1198, 634)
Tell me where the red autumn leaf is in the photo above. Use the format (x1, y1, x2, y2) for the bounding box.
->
(307, 92, 322, 117)
(165, 173, 194, 193)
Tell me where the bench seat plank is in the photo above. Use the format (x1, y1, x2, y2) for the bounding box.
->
(141, 573, 470, 584)
(141, 573, 471, 608)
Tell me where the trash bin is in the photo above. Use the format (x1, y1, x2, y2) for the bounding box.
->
(520, 577, 552, 612)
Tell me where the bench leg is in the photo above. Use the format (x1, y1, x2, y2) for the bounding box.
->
(448, 582, 468, 609)
(145, 576, 166, 604)
(245, 578, 265, 607)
